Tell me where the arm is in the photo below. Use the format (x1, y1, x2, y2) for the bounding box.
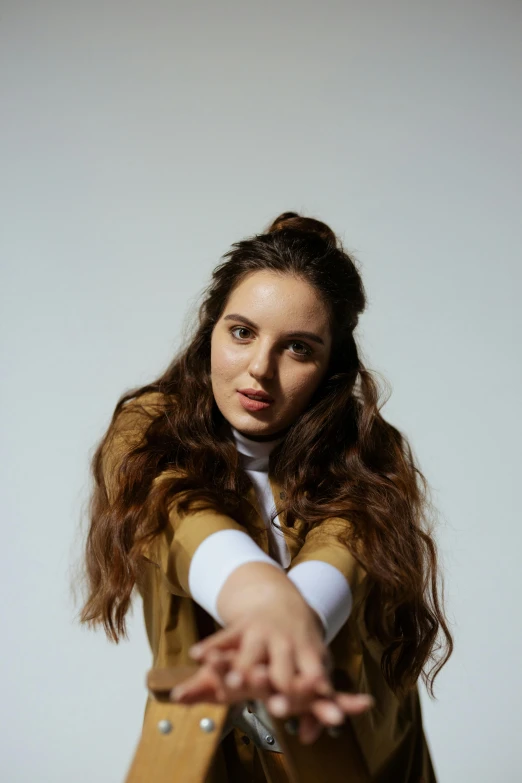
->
(188, 530, 327, 637)
(176, 526, 372, 729)
(287, 516, 366, 643)
(287, 561, 352, 645)
(188, 518, 360, 643)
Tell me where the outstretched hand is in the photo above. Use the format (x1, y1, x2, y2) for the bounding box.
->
(170, 630, 374, 745)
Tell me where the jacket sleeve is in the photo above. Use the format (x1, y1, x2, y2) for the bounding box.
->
(99, 392, 267, 600)
(156, 505, 277, 599)
(186, 530, 284, 624)
(287, 560, 353, 644)
(289, 516, 366, 592)
(287, 516, 368, 641)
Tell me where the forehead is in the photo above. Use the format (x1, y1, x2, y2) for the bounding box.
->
(224, 271, 329, 328)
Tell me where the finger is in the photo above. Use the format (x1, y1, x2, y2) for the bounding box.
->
(308, 697, 346, 727)
(196, 650, 273, 704)
(334, 691, 375, 715)
(307, 692, 374, 728)
(206, 648, 230, 667)
(267, 638, 297, 695)
(188, 627, 241, 660)
(245, 663, 271, 695)
(207, 651, 273, 692)
(269, 682, 376, 722)
(231, 634, 268, 684)
(206, 654, 272, 702)
(267, 665, 336, 718)
(266, 672, 313, 717)
(192, 635, 243, 662)
(173, 651, 237, 702)
(297, 647, 334, 696)
(203, 648, 239, 668)
(295, 646, 334, 697)
(205, 654, 274, 705)
(225, 664, 274, 703)
(170, 663, 225, 703)
(202, 651, 254, 703)
(298, 712, 324, 745)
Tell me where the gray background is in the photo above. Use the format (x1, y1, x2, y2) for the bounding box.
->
(2, 1, 521, 781)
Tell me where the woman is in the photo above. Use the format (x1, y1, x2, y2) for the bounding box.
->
(79, 212, 453, 781)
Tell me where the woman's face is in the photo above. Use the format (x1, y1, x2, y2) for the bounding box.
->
(210, 270, 332, 441)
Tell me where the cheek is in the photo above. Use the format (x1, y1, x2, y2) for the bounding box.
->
(282, 367, 324, 400)
(211, 341, 242, 379)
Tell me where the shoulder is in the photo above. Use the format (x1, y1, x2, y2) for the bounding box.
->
(101, 390, 173, 473)
(119, 389, 170, 417)
(111, 390, 173, 437)
(100, 390, 179, 504)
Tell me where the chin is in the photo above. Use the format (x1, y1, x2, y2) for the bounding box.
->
(230, 415, 276, 436)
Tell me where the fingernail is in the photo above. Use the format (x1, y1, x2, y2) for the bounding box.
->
(357, 694, 375, 707)
(170, 686, 184, 701)
(325, 704, 344, 724)
(268, 695, 288, 716)
(189, 644, 203, 658)
(225, 671, 243, 688)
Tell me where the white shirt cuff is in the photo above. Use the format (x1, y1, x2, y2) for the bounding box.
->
(287, 560, 353, 644)
(188, 529, 283, 625)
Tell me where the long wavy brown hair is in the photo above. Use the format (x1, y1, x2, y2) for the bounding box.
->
(78, 211, 453, 699)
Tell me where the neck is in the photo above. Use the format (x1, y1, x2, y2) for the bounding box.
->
(226, 421, 286, 469)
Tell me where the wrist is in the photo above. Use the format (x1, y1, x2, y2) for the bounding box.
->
(309, 607, 327, 640)
(217, 561, 306, 625)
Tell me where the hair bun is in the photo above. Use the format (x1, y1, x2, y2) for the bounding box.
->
(266, 212, 338, 246)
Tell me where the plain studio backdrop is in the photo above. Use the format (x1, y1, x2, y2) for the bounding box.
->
(1, 1, 520, 781)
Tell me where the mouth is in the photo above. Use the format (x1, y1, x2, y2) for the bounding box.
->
(237, 391, 274, 412)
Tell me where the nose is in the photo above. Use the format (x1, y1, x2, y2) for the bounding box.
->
(247, 340, 276, 381)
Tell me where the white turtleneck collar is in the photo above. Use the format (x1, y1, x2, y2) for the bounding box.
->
(229, 425, 286, 472)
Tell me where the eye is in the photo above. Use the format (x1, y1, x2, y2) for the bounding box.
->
(289, 341, 312, 357)
(230, 326, 252, 340)
(229, 327, 313, 358)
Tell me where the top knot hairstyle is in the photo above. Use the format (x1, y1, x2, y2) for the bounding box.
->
(78, 211, 453, 700)
(268, 211, 338, 243)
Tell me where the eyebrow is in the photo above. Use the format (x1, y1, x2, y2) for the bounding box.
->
(223, 313, 326, 346)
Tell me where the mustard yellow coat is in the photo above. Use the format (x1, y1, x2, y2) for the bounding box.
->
(102, 393, 437, 782)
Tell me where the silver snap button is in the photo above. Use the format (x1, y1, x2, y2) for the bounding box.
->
(157, 719, 172, 734)
(200, 717, 216, 733)
(265, 734, 275, 745)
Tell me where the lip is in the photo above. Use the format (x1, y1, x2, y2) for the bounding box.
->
(237, 390, 274, 412)
(238, 387, 274, 402)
